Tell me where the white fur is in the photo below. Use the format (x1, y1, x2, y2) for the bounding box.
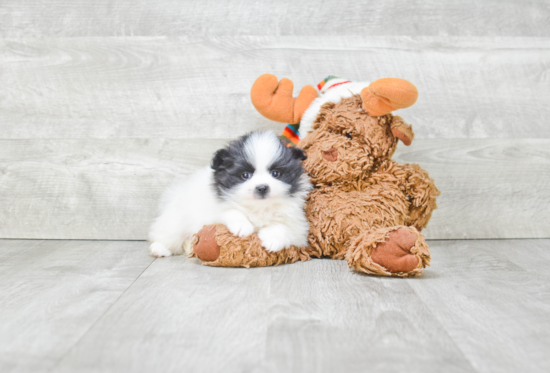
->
(300, 81, 370, 136)
(148, 132, 311, 257)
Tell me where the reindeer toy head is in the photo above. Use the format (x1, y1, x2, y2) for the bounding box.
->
(192, 74, 439, 278)
(250, 75, 419, 184)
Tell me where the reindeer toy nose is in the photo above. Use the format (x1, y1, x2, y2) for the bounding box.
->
(322, 149, 338, 162)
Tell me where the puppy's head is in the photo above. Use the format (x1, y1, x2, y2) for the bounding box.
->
(211, 131, 307, 202)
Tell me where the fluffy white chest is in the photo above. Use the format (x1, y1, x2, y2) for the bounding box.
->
(236, 201, 292, 230)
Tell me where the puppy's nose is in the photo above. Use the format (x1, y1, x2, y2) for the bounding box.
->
(322, 148, 338, 162)
(255, 184, 270, 197)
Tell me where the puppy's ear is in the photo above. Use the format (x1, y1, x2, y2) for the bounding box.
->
(291, 147, 307, 161)
(211, 149, 229, 170)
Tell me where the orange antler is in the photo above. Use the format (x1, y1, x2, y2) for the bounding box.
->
(250, 74, 318, 124)
(361, 78, 418, 116)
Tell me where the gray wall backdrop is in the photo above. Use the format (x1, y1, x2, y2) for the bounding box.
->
(1, 0, 549, 240)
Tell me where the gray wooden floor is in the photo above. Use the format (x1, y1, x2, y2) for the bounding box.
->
(1, 239, 549, 373)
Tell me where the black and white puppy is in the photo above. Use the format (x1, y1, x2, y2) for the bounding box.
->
(149, 131, 311, 257)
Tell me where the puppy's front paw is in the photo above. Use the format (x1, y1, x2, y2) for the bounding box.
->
(258, 227, 290, 252)
(149, 242, 172, 257)
(227, 218, 254, 237)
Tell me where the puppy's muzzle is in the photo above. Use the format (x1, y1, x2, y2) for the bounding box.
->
(254, 184, 270, 199)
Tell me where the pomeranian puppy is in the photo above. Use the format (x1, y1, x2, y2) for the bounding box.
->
(149, 131, 311, 257)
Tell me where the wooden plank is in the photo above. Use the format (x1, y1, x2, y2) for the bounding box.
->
(54, 252, 275, 373)
(397, 139, 550, 239)
(53, 240, 550, 373)
(2, 239, 549, 372)
(1, 138, 548, 240)
(0, 239, 153, 373)
(261, 260, 474, 373)
(1, 36, 549, 140)
(1, 0, 549, 38)
(496, 239, 550, 279)
(53, 256, 474, 373)
(0, 138, 226, 240)
(409, 239, 550, 372)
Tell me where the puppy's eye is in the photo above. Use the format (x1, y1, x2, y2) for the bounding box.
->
(241, 172, 251, 180)
(346, 132, 354, 139)
(271, 170, 280, 178)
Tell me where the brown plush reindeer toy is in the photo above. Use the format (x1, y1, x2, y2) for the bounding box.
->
(192, 74, 440, 277)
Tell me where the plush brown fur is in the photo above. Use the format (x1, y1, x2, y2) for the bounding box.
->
(192, 87, 440, 278)
(298, 95, 438, 276)
(191, 225, 310, 268)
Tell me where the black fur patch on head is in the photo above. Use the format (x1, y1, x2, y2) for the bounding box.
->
(211, 133, 255, 198)
(211, 132, 307, 199)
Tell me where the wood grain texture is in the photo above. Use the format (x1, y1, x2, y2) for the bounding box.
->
(261, 260, 474, 373)
(0, 239, 154, 373)
(0, 138, 226, 240)
(1, 36, 550, 140)
(53, 252, 473, 373)
(397, 139, 550, 239)
(0, 239, 546, 372)
(1, 138, 548, 240)
(1, 0, 549, 37)
(409, 239, 550, 372)
(497, 239, 550, 279)
(54, 252, 275, 373)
